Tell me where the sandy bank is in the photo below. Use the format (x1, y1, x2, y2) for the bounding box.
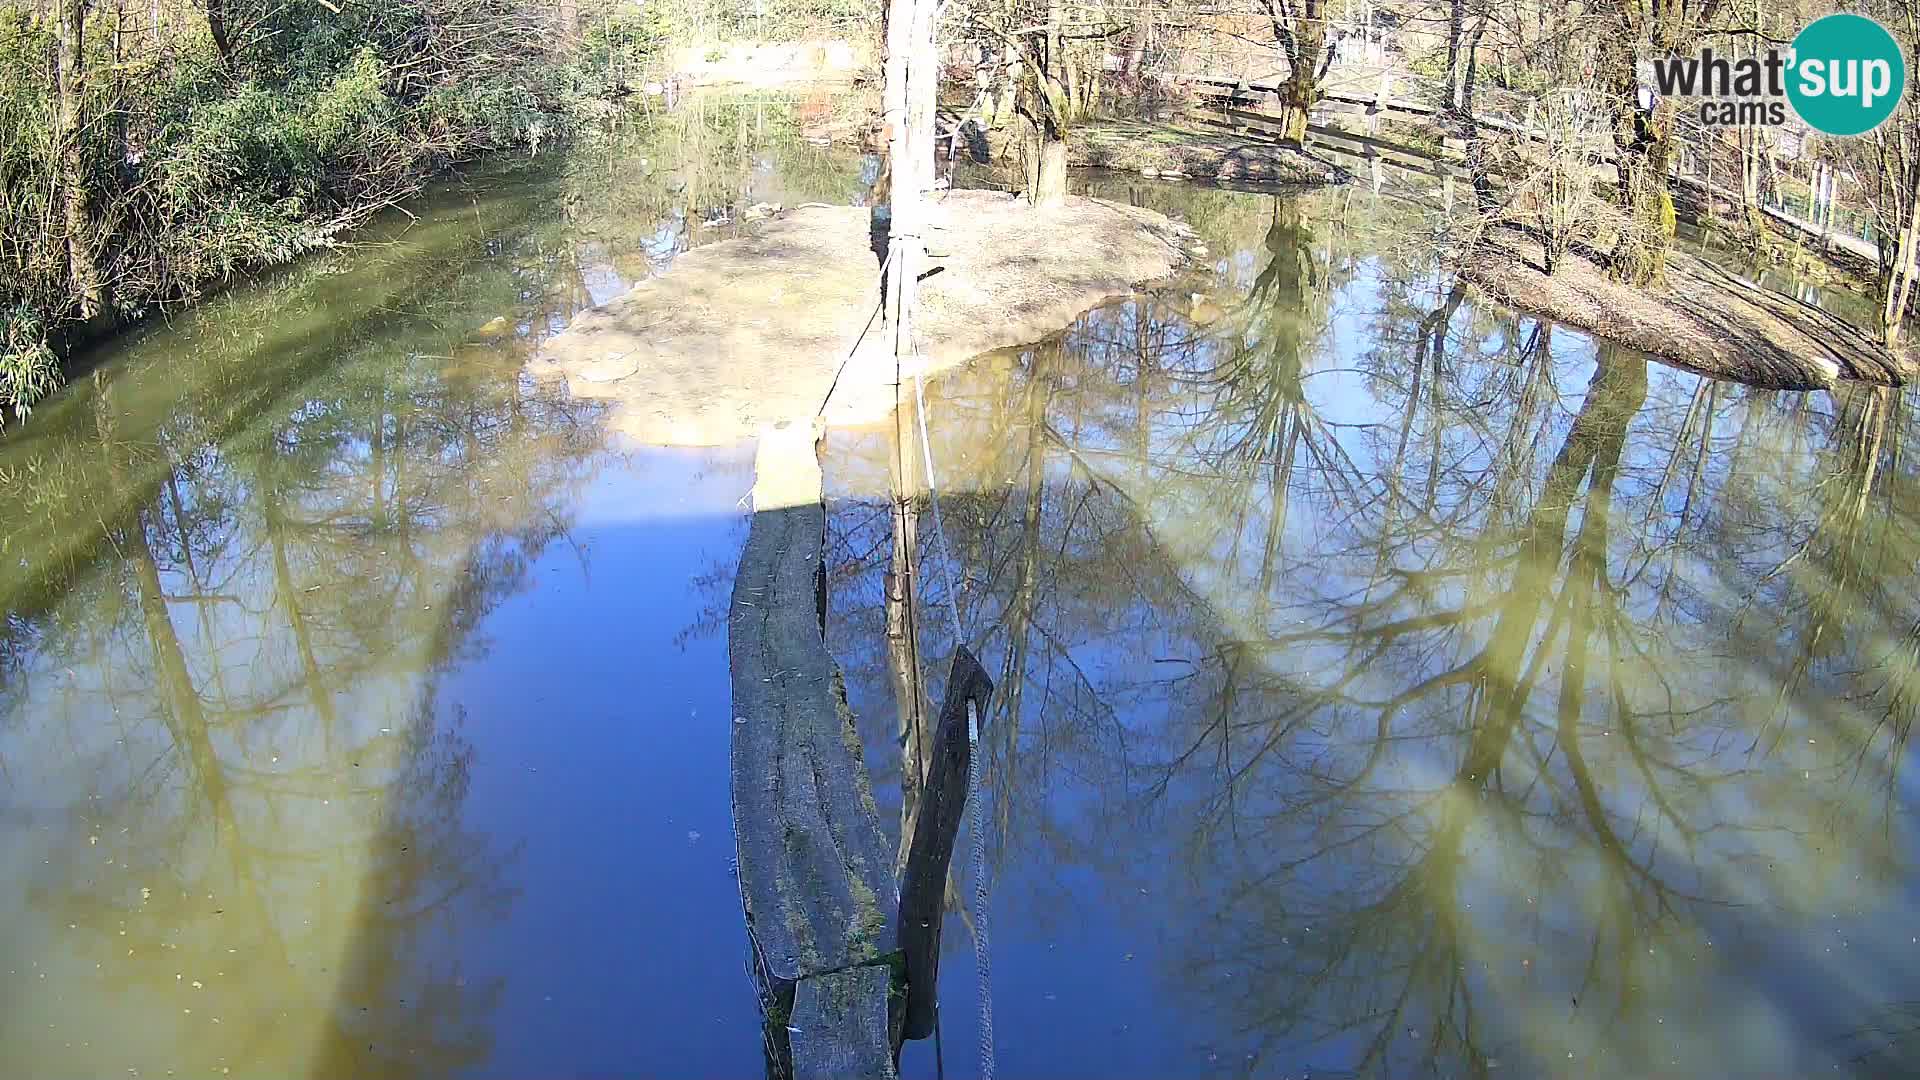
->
(1463, 233, 1913, 390)
(527, 189, 1193, 446)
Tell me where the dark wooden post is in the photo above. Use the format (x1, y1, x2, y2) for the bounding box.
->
(896, 646, 994, 1042)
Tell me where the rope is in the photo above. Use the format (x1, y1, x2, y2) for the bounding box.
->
(815, 248, 893, 419)
(906, 336, 991, 1079)
(911, 368, 965, 646)
(965, 696, 995, 1080)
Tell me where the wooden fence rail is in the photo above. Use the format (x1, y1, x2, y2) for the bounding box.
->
(1178, 70, 1881, 263)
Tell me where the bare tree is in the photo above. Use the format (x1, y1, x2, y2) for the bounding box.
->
(1258, 0, 1330, 144)
(1841, 0, 1920, 344)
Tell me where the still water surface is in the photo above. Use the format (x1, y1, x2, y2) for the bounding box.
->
(3, 101, 1918, 1078)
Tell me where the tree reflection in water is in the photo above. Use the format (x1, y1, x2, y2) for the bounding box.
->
(0, 102, 885, 1079)
(824, 181, 1920, 1077)
(0, 143, 615, 1077)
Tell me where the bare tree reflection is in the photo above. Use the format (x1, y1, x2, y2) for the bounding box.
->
(0, 156, 611, 1076)
(817, 180, 1920, 1076)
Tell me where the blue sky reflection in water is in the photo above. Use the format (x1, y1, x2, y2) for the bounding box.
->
(1, 102, 1918, 1079)
(828, 174, 1920, 1078)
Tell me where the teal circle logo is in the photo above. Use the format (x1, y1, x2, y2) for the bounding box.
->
(1787, 14, 1906, 136)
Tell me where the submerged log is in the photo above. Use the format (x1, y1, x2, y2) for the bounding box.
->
(731, 428, 901, 1078)
(897, 646, 995, 1042)
(1463, 232, 1914, 391)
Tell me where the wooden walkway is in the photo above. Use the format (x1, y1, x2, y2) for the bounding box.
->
(727, 424, 996, 1078)
(730, 426, 901, 1080)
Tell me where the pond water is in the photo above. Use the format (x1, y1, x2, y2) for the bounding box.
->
(3, 98, 1918, 1079)
(0, 96, 865, 1079)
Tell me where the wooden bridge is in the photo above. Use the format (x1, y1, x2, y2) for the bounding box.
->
(729, 425, 993, 1080)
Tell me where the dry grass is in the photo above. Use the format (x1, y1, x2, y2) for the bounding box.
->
(527, 189, 1194, 445)
(1463, 232, 1914, 390)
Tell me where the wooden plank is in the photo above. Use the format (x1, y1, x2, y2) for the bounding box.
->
(1321, 89, 1440, 119)
(790, 968, 899, 1080)
(897, 646, 994, 1041)
(1187, 112, 1459, 178)
(1191, 104, 1508, 185)
(1203, 91, 1442, 133)
(731, 428, 900, 1077)
(1306, 127, 1466, 178)
(730, 500, 898, 985)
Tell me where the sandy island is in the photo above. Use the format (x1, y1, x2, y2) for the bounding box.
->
(527, 189, 1194, 448)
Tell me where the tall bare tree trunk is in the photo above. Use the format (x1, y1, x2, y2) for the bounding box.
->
(56, 0, 104, 321)
(1017, 15, 1071, 209)
(1609, 96, 1675, 280)
(1445, 0, 1467, 109)
(1272, 0, 1327, 146)
(1022, 0, 1070, 205)
(1458, 11, 1487, 118)
(992, 40, 1019, 126)
(1064, 48, 1083, 119)
(1121, 23, 1147, 77)
(1881, 183, 1920, 345)
(1599, 2, 1697, 285)
(1024, 107, 1067, 205)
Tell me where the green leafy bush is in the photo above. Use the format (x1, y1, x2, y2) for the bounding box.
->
(0, 0, 644, 416)
(0, 305, 56, 426)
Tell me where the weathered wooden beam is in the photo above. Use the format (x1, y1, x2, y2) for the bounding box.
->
(731, 428, 901, 1078)
(897, 645, 995, 1042)
(790, 968, 898, 1080)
